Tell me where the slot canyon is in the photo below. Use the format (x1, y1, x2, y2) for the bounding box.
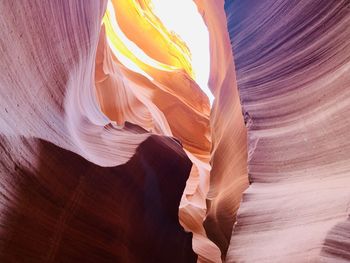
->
(0, 0, 350, 262)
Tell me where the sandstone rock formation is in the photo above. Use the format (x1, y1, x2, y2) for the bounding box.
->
(226, 0, 350, 262)
(1, 0, 349, 262)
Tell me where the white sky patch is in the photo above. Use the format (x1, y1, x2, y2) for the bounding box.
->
(150, 0, 214, 105)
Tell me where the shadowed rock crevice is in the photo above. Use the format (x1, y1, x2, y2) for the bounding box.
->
(0, 135, 196, 263)
(321, 216, 350, 262)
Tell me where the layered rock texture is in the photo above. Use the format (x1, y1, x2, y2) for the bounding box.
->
(226, 0, 350, 262)
(1, 0, 349, 262)
(0, 0, 244, 262)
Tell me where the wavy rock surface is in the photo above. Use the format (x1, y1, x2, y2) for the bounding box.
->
(226, 0, 350, 262)
(195, 0, 249, 259)
(0, 0, 247, 262)
(0, 0, 149, 166)
(0, 0, 197, 262)
(95, 0, 248, 261)
(5, 0, 348, 262)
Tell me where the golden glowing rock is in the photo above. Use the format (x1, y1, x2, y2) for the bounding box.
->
(97, 0, 248, 261)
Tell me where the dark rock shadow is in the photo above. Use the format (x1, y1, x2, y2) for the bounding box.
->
(321, 215, 350, 262)
(0, 135, 196, 263)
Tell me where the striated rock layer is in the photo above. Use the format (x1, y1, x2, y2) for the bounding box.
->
(94, 0, 248, 261)
(0, 0, 199, 262)
(226, 0, 350, 262)
(3, 0, 350, 262)
(195, 0, 249, 259)
(0, 0, 247, 262)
